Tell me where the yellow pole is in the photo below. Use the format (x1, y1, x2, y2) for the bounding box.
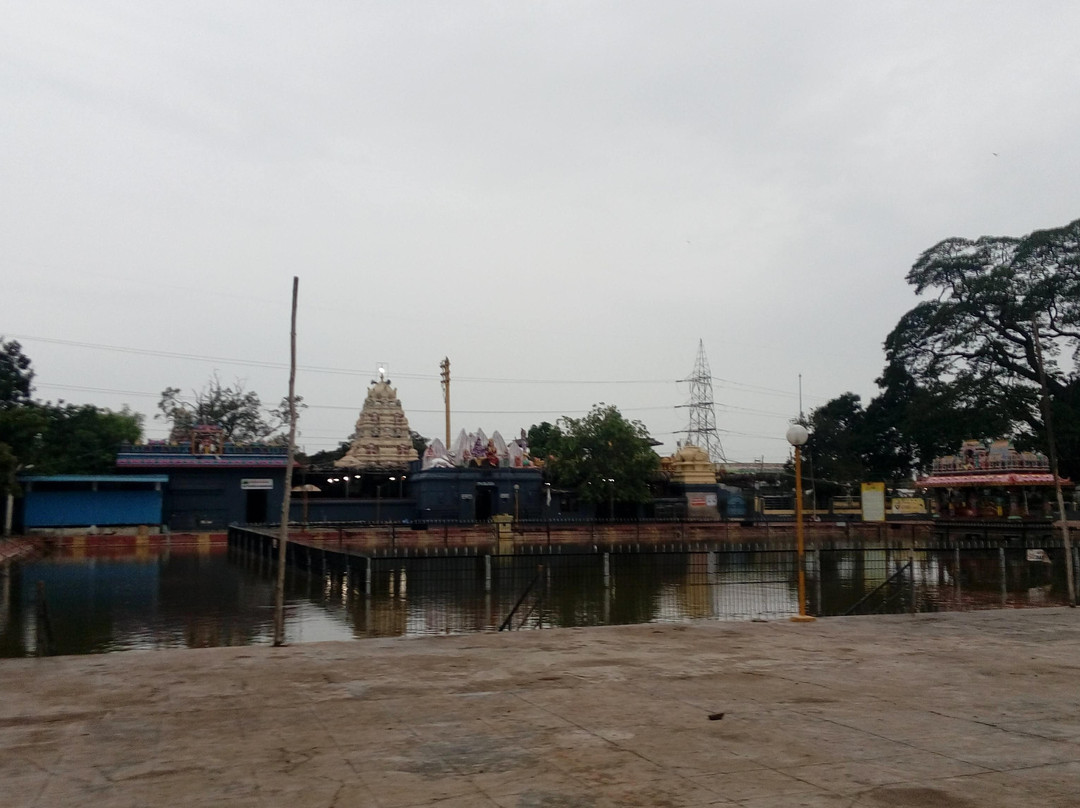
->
(792, 445, 815, 622)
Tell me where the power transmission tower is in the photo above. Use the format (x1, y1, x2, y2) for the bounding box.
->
(677, 339, 726, 462)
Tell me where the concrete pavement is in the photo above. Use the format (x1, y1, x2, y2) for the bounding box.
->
(3, 608, 1080, 807)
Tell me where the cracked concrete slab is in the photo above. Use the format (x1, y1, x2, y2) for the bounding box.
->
(2, 608, 1080, 806)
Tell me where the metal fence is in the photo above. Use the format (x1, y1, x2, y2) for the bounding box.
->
(229, 528, 1077, 638)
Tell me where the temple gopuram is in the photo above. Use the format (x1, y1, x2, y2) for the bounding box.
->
(916, 439, 1072, 519)
(334, 371, 418, 472)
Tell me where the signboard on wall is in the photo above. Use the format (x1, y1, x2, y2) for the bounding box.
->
(861, 482, 886, 522)
(890, 498, 927, 515)
(687, 493, 718, 508)
(241, 478, 274, 490)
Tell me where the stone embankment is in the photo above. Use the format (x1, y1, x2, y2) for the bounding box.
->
(285, 519, 934, 555)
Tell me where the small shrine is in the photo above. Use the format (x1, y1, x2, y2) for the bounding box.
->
(666, 443, 718, 485)
(335, 370, 418, 471)
(664, 443, 721, 519)
(916, 439, 1071, 518)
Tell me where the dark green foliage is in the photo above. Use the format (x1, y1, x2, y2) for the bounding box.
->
(541, 405, 659, 504)
(877, 217, 1080, 477)
(0, 344, 144, 496)
(526, 421, 564, 463)
(0, 339, 34, 408)
(31, 404, 143, 474)
(0, 401, 143, 490)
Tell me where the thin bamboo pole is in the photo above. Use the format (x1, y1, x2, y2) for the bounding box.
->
(274, 277, 299, 645)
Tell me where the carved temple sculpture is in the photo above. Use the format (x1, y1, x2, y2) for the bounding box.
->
(421, 428, 533, 469)
(334, 371, 418, 471)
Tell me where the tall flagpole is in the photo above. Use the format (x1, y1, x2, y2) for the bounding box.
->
(274, 277, 299, 645)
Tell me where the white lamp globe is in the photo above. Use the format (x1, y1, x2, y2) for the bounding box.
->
(786, 424, 809, 446)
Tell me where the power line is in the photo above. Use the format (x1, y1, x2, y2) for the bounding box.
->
(13, 332, 828, 398)
(35, 382, 682, 417)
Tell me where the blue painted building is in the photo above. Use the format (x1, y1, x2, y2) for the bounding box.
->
(116, 443, 292, 531)
(409, 466, 547, 521)
(21, 475, 167, 529)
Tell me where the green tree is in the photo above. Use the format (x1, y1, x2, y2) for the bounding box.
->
(0, 344, 144, 507)
(157, 375, 296, 444)
(0, 339, 34, 408)
(544, 404, 659, 505)
(526, 421, 564, 463)
(804, 394, 869, 499)
(880, 216, 1080, 474)
(0, 401, 143, 484)
(33, 404, 143, 474)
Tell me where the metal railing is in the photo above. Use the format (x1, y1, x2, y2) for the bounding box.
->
(228, 526, 1078, 638)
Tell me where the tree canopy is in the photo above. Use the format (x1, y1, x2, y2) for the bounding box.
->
(0, 339, 34, 409)
(536, 404, 660, 505)
(157, 375, 297, 444)
(879, 217, 1080, 475)
(0, 340, 143, 496)
(803, 217, 1080, 489)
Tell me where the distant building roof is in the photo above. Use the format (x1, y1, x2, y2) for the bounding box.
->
(20, 475, 169, 484)
(117, 443, 291, 469)
(720, 462, 787, 476)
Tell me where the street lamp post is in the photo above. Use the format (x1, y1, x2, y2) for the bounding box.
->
(786, 424, 815, 622)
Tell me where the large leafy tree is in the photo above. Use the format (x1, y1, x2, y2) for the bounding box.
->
(541, 404, 659, 505)
(0, 342, 143, 495)
(881, 217, 1080, 476)
(0, 403, 143, 479)
(33, 404, 143, 474)
(157, 375, 296, 444)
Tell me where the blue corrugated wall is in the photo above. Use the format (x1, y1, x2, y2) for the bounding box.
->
(24, 489, 164, 527)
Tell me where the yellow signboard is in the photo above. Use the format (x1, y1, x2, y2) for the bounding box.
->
(890, 498, 927, 515)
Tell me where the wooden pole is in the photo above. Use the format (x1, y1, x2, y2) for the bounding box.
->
(440, 357, 451, 449)
(1032, 319, 1075, 606)
(274, 277, 299, 645)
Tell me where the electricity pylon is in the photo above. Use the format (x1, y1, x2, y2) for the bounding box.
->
(677, 339, 726, 462)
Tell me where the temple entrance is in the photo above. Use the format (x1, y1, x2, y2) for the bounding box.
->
(474, 483, 496, 521)
(245, 489, 268, 524)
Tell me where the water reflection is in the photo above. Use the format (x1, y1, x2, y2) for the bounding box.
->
(0, 547, 357, 657)
(0, 542, 1070, 658)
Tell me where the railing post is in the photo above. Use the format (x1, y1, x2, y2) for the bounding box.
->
(954, 544, 961, 609)
(999, 544, 1007, 605)
(909, 549, 916, 614)
(1074, 545, 1080, 605)
(484, 554, 492, 593)
(813, 548, 822, 616)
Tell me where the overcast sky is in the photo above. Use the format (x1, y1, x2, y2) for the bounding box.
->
(3, 1, 1078, 462)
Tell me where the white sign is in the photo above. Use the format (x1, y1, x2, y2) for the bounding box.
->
(241, 478, 274, 490)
